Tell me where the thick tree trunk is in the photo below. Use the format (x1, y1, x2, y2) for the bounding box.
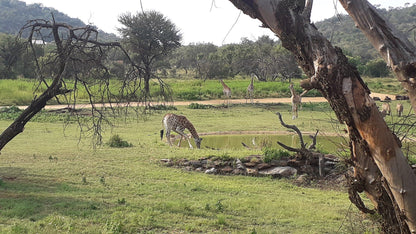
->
(338, 0, 416, 115)
(228, 0, 416, 232)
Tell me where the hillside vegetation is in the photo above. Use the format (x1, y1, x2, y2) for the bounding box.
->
(315, 4, 416, 61)
(0, 0, 117, 41)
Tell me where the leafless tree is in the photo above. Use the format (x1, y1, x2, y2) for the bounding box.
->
(0, 16, 152, 152)
(228, 0, 416, 232)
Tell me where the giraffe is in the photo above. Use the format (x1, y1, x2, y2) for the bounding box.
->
(396, 103, 404, 117)
(220, 79, 232, 105)
(246, 74, 255, 104)
(289, 83, 301, 119)
(381, 102, 391, 115)
(160, 113, 202, 149)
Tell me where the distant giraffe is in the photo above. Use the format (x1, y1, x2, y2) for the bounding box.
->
(160, 113, 202, 149)
(289, 83, 301, 119)
(396, 103, 403, 117)
(246, 74, 255, 104)
(220, 79, 232, 105)
(380, 102, 391, 118)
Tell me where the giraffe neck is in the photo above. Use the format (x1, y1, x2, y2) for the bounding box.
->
(220, 80, 229, 89)
(186, 122, 199, 139)
(290, 85, 296, 96)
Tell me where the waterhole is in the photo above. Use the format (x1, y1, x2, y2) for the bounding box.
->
(175, 133, 345, 152)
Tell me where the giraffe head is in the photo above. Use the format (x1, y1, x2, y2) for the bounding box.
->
(194, 137, 203, 149)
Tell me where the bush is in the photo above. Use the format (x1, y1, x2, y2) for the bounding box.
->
(262, 148, 291, 163)
(146, 105, 177, 111)
(0, 106, 23, 120)
(107, 135, 133, 148)
(188, 103, 213, 109)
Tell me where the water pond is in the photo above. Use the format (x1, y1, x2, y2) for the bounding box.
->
(176, 133, 347, 153)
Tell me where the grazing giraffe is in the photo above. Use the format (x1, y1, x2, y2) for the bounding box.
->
(246, 74, 255, 104)
(220, 79, 232, 105)
(289, 83, 301, 119)
(396, 103, 404, 117)
(160, 113, 202, 149)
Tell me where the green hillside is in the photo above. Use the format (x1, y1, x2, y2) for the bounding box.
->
(315, 5, 416, 62)
(0, 0, 118, 41)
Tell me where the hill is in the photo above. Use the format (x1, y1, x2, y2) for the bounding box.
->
(315, 4, 416, 62)
(0, 0, 118, 41)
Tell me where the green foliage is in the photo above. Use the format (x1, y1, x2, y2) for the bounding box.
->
(316, 5, 416, 65)
(118, 10, 181, 96)
(262, 148, 291, 163)
(362, 59, 391, 77)
(147, 105, 177, 111)
(187, 103, 213, 109)
(107, 134, 133, 148)
(0, 1, 116, 41)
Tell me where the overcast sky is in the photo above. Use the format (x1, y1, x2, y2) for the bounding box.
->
(21, 0, 416, 45)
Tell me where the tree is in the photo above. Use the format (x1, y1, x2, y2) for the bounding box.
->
(363, 58, 390, 77)
(118, 11, 181, 98)
(0, 33, 25, 79)
(0, 18, 143, 152)
(228, 0, 416, 232)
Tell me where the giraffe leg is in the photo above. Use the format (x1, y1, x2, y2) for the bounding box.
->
(174, 130, 193, 149)
(177, 136, 183, 147)
(166, 130, 173, 146)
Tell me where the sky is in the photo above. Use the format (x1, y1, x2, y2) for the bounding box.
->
(21, 0, 416, 45)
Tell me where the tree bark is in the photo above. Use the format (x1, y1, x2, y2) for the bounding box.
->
(338, 0, 416, 115)
(228, 0, 416, 232)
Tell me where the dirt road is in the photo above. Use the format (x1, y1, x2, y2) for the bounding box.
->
(11, 92, 395, 110)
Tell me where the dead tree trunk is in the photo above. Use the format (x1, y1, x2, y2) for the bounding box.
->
(228, 0, 416, 232)
(275, 112, 328, 177)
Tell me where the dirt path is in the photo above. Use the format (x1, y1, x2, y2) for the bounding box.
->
(10, 92, 395, 110)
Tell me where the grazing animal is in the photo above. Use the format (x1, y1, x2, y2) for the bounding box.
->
(246, 74, 255, 104)
(220, 79, 232, 105)
(381, 102, 391, 118)
(161, 113, 202, 149)
(289, 83, 301, 119)
(396, 103, 404, 117)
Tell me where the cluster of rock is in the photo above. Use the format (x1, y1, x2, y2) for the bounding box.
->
(160, 154, 342, 182)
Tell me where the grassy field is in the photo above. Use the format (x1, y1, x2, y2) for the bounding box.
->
(0, 103, 386, 233)
(0, 76, 411, 233)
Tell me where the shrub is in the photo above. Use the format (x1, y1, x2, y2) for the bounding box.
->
(263, 148, 291, 163)
(107, 135, 133, 148)
(146, 105, 177, 111)
(188, 103, 213, 109)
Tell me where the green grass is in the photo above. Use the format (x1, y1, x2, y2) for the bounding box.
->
(0, 76, 404, 106)
(0, 104, 382, 233)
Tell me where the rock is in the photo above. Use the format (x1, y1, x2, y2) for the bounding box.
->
(244, 162, 257, 167)
(270, 159, 288, 167)
(258, 166, 298, 178)
(160, 159, 173, 166)
(189, 160, 203, 168)
(257, 163, 271, 170)
(205, 168, 217, 174)
(236, 159, 246, 170)
(232, 168, 245, 175)
(296, 174, 309, 184)
(246, 168, 258, 176)
(221, 166, 234, 174)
